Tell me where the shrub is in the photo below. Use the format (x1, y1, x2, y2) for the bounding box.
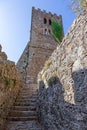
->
(3, 76, 10, 88)
(47, 76, 59, 86)
(45, 59, 52, 68)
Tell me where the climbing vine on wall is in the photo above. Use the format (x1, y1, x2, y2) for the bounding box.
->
(52, 21, 63, 43)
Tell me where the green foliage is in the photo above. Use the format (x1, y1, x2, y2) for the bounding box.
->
(2, 76, 17, 88)
(52, 21, 63, 42)
(70, 0, 87, 14)
(45, 59, 52, 69)
(3, 76, 10, 87)
(47, 76, 59, 87)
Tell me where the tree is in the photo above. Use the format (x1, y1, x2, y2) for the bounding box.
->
(70, 0, 87, 14)
(52, 21, 63, 43)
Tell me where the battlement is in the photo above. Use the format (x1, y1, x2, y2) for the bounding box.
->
(32, 6, 62, 19)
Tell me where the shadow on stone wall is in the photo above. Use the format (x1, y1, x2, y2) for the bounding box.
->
(37, 69, 87, 130)
(72, 68, 87, 130)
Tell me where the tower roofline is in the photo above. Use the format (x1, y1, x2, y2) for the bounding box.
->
(32, 6, 62, 18)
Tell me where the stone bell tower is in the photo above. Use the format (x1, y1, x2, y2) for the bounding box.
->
(17, 7, 64, 87)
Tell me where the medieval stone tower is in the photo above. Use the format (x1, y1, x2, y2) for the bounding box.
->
(17, 7, 64, 87)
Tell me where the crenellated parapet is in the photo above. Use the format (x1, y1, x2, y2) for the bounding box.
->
(32, 7, 61, 19)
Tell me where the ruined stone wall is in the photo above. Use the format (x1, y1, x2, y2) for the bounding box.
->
(0, 46, 22, 128)
(38, 12, 87, 130)
(17, 42, 29, 82)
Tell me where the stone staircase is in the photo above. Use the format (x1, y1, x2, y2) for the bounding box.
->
(4, 86, 44, 130)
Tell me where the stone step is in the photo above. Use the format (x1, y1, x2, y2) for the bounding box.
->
(9, 110, 37, 117)
(7, 116, 37, 121)
(19, 92, 37, 95)
(16, 98, 36, 102)
(21, 88, 38, 90)
(20, 90, 38, 93)
(21, 88, 38, 91)
(18, 93, 37, 97)
(31, 127, 43, 130)
(5, 121, 44, 130)
(14, 102, 36, 107)
(17, 97, 37, 100)
(18, 95, 37, 99)
(20, 89, 37, 92)
(20, 91, 37, 94)
(17, 96, 37, 100)
(14, 101, 36, 106)
(12, 106, 36, 111)
(5, 120, 43, 130)
(19, 89, 37, 92)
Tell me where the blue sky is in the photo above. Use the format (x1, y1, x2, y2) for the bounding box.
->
(0, 0, 76, 63)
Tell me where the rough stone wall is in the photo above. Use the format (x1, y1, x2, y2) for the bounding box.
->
(0, 46, 22, 128)
(17, 42, 29, 82)
(38, 12, 87, 130)
(0, 44, 7, 60)
(17, 7, 64, 87)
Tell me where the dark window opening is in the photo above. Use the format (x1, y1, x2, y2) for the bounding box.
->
(49, 19, 52, 25)
(45, 28, 47, 34)
(44, 18, 47, 24)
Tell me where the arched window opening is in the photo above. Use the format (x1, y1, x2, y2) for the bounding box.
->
(44, 28, 48, 34)
(44, 18, 47, 24)
(49, 19, 52, 25)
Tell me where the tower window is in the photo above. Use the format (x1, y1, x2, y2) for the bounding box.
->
(44, 28, 48, 34)
(44, 18, 47, 24)
(49, 19, 52, 25)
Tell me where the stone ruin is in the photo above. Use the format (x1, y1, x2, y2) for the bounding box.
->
(0, 44, 7, 60)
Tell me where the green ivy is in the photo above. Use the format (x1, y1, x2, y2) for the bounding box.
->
(3, 76, 10, 88)
(52, 21, 63, 43)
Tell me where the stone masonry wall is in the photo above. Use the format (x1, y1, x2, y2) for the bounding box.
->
(26, 7, 63, 85)
(38, 12, 87, 130)
(17, 42, 29, 83)
(0, 45, 22, 129)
